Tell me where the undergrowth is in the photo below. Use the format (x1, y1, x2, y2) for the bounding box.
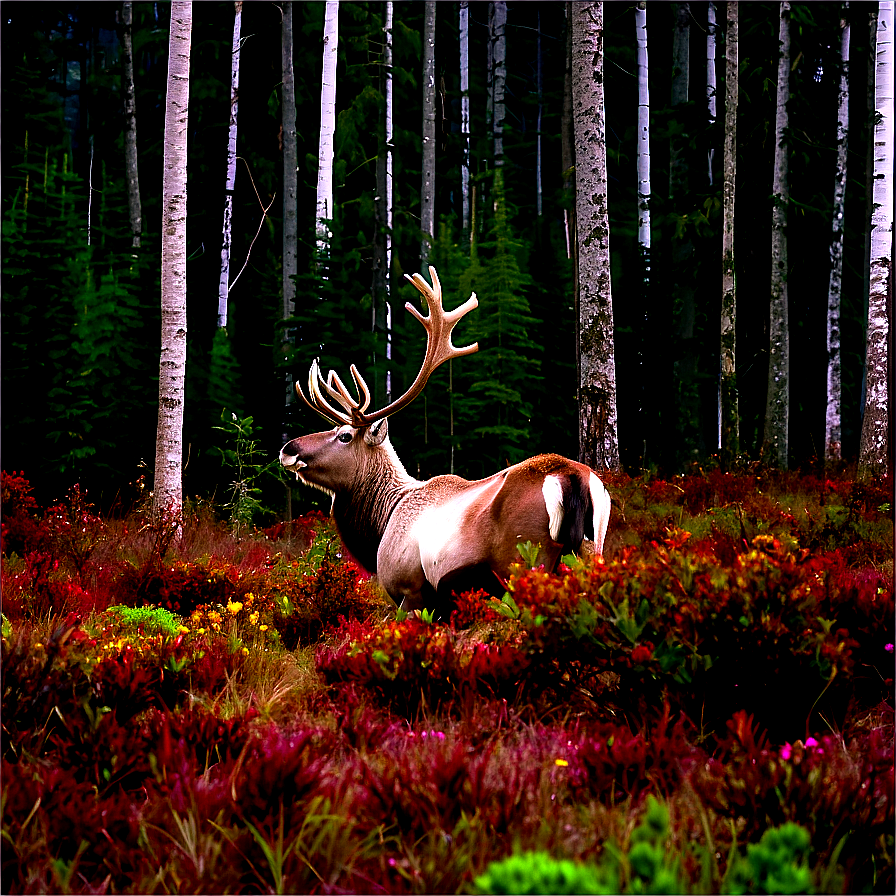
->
(1, 468, 892, 894)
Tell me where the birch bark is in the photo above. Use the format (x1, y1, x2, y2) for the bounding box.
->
(460, 1, 471, 239)
(154, 0, 192, 522)
(859, 0, 893, 475)
(572, 0, 620, 472)
(824, 5, 850, 465)
(316, 1, 339, 256)
(491, 1, 507, 168)
(707, 1, 718, 185)
(282, 0, 298, 451)
(763, 1, 791, 468)
(720, 1, 739, 466)
(120, 1, 141, 249)
(420, 0, 436, 263)
(373, 2, 393, 406)
(635, 2, 650, 257)
(217, 1, 242, 330)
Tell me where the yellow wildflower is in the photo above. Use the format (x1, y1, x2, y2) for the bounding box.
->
(249, 612, 259, 626)
(554, 758, 569, 767)
(227, 600, 243, 616)
(259, 624, 268, 632)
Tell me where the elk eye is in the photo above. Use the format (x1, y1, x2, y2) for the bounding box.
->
(337, 432, 353, 443)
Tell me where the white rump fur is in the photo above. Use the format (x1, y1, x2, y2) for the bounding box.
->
(589, 472, 612, 556)
(541, 475, 565, 541)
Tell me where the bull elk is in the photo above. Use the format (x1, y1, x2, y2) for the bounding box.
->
(279, 267, 611, 613)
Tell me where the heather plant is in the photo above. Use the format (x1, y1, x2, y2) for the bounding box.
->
(0, 468, 892, 895)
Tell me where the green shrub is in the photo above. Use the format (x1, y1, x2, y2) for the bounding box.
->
(105, 604, 182, 638)
(473, 851, 613, 895)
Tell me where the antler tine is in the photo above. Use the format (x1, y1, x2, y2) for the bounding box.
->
(323, 366, 372, 422)
(348, 266, 478, 427)
(308, 360, 353, 426)
(292, 268, 478, 431)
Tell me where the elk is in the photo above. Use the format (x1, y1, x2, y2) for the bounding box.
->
(279, 267, 611, 614)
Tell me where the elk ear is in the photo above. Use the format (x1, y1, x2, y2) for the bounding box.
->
(365, 418, 389, 446)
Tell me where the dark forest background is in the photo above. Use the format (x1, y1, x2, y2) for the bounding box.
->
(1, 2, 879, 517)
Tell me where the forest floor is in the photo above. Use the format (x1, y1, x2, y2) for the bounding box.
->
(1, 466, 893, 895)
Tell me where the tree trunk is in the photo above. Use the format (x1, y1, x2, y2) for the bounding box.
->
(536, 10, 543, 218)
(153, 0, 192, 522)
(120, 1, 141, 249)
(720, 1, 739, 467)
(707, 1, 718, 185)
(217, 1, 242, 331)
(763, 1, 791, 468)
(373, 1, 393, 407)
(671, 3, 702, 466)
(317, 1, 339, 256)
(562, 3, 576, 263)
(491, 1, 507, 168)
(635, 1, 651, 465)
(460, 1, 471, 241)
(281, 1, 298, 523)
(572, 0, 620, 473)
(858, 0, 893, 476)
(420, 0, 436, 264)
(825, 4, 850, 465)
(669, 2, 690, 197)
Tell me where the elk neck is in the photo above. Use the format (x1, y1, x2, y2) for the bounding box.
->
(331, 437, 419, 574)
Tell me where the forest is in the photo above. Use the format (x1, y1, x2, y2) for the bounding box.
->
(1, 2, 894, 894)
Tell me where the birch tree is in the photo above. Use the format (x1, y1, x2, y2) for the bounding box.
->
(491, 1, 507, 169)
(373, 2, 393, 406)
(120, 1, 141, 249)
(720, 1, 739, 466)
(763, 1, 791, 468)
(217, 1, 242, 331)
(460, 1, 471, 240)
(420, 0, 436, 263)
(635, 2, 650, 270)
(317, 1, 339, 257)
(859, 0, 893, 475)
(282, 0, 297, 419)
(572, 0, 620, 472)
(153, 0, 192, 521)
(824, 4, 850, 465)
(707, 2, 718, 184)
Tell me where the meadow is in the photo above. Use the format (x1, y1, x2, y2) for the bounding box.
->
(1, 467, 893, 894)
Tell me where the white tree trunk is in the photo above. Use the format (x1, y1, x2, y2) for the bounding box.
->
(154, 0, 192, 522)
(385, 0, 393, 402)
(825, 4, 850, 464)
(763, 1, 791, 468)
(282, 1, 298, 431)
(707, 1, 718, 185)
(217, 1, 242, 330)
(572, 0, 620, 472)
(492, 1, 507, 168)
(635, 2, 650, 256)
(721, 1, 739, 464)
(316, 1, 339, 255)
(460, 1, 471, 238)
(420, 0, 436, 263)
(121, 1, 142, 249)
(859, 0, 893, 474)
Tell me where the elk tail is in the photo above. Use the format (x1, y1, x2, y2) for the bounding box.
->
(557, 472, 611, 558)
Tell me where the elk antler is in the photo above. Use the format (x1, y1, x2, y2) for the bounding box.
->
(295, 266, 478, 428)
